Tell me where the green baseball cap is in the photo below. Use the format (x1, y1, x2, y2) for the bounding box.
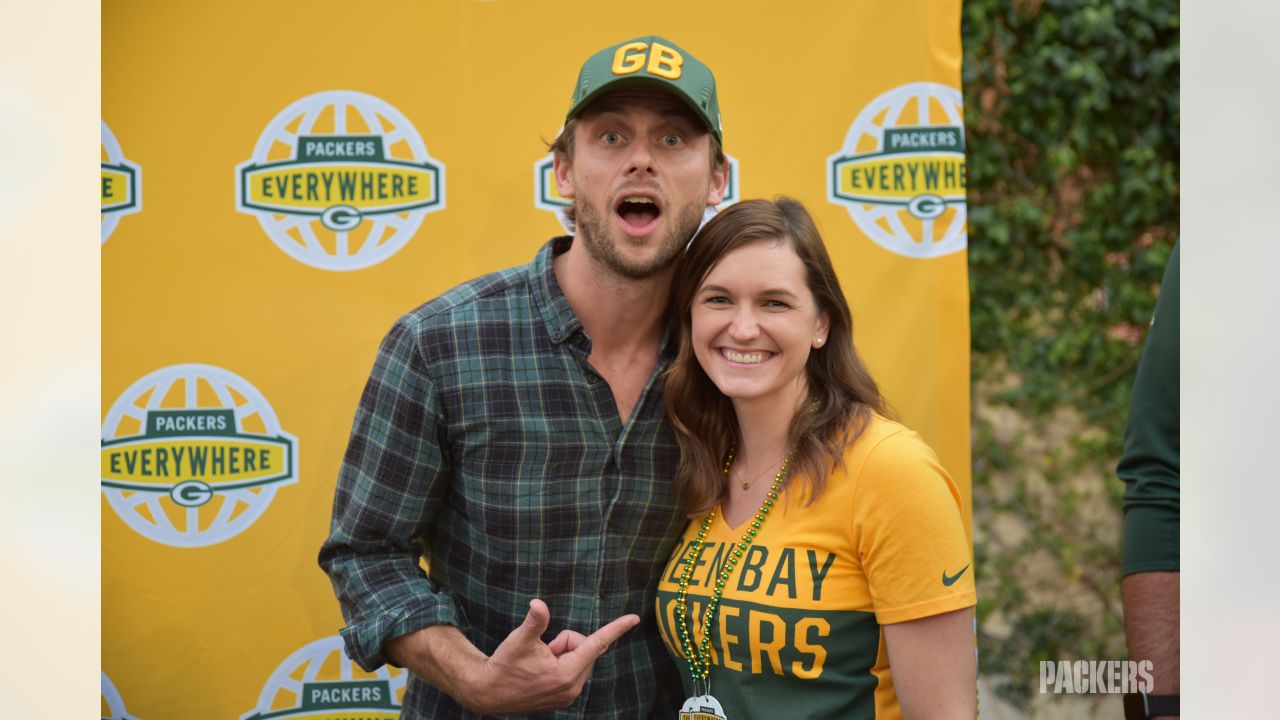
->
(566, 35, 723, 144)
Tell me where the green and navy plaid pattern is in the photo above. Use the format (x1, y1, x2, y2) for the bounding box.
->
(320, 238, 688, 719)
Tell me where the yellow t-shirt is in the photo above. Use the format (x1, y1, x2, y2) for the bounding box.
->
(655, 415, 976, 719)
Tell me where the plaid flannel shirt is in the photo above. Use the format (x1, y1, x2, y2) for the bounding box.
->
(319, 238, 688, 719)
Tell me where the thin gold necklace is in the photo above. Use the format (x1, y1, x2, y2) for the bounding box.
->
(737, 452, 788, 491)
(673, 446, 796, 688)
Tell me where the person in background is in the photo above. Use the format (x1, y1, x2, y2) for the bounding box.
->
(657, 197, 977, 719)
(1120, 242, 1180, 720)
(320, 35, 729, 718)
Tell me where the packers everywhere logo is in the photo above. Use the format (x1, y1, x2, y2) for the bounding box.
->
(102, 671, 140, 720)
(532, 151, 571, 231)
(827, 82, 967, 258)
(236, 90, 445, 271)
(101, 364, 299, 547)
(101, 121, 142, 244)
(533, 152, 740, 233)
(241, 636, 406, 720)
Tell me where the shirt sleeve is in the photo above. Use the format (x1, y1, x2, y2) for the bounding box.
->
(851, 428, 977, 625)
(1119, 242, 1180, 576)
(318, 317, 463, 671)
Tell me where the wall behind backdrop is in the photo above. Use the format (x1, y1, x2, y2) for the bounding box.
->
(102, 1, 969, 717)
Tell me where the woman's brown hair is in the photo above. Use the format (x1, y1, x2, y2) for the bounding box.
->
(664, 197, 889, 514)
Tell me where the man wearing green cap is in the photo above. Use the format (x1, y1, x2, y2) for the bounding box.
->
(320, 35, 728, 718)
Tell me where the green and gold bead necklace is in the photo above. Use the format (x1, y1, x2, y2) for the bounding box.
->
(674, 446, 797, 687)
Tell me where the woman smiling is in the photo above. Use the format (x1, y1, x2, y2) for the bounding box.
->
(657, 198, 976, 719)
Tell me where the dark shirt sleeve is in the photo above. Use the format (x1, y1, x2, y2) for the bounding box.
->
(1119, 242, 1180, 576)
(318, 318, 462, 671)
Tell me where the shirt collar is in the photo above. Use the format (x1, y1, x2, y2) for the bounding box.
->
(531, 236, 677, 363)
(532, 236, 582, 346)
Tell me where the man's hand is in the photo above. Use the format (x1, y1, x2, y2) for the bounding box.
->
(386, 599, 640, 715)
(473, 599, 639, 713)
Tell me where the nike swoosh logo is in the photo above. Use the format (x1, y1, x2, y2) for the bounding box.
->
(941, 564, 970, 586)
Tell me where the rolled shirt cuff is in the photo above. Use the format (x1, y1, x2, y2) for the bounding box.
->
(340, 599, 465, 672)
(1121, 503, 1179, 576)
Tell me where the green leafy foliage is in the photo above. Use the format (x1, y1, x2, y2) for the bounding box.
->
(962, 0, 1178, 708)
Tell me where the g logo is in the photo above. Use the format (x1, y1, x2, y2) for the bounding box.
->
(907, 194, 947, 220)
(171, 480, 214, 507)
(321, 205, 362, 231)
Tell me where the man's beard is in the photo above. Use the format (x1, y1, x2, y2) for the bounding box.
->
(574, 191, 706, 280)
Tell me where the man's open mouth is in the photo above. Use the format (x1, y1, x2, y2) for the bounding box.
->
(616, 195, 662, 231)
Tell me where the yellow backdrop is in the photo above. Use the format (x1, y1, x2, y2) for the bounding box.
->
(102, 1, 969, 717)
